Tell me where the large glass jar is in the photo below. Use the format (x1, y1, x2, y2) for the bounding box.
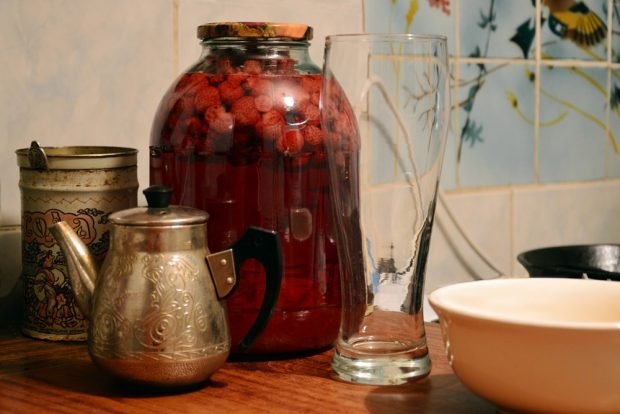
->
(149, 22, 341, 354)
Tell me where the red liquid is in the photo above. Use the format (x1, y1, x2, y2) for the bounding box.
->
(150, 71, 349, 353)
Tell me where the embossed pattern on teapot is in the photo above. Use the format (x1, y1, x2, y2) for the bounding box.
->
(50, 185, 282, 387)
(89, 223, 230, 385)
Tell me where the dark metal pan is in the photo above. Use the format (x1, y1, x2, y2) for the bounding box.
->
(517, 244, 620, 281)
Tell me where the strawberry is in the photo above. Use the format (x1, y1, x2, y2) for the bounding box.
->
(301, 102, 320, 126)
(254, 95, 273, 113)
(276, 58, 296, 74)
(335, 113, 353, 135)
(219, 80, 245, 105)
(262, 109, 285, 125)
(231, 96, 260, 127)
(183, 116, 203, 137)
(208, 74, 225, 85)
(205, 105, 226, 123)
(276, 129, 305, 155)
(175, 72, 208, 93)
(209, 108, 234, 135)
(256, 121, 283, 142)
(194, 86, 221, 114)
(170, 94, 195, 117)
(302, 125, 324, 146)
(310, 91, 320, 106)
(243, 59, 263, 75)
(227, 72, 250, 86)
(300, 76, 321, 94)
(255, 110, 285, 141)
(245, 77, 274, 96)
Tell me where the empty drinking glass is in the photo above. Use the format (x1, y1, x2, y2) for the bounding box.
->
(322, 34, 450, 385)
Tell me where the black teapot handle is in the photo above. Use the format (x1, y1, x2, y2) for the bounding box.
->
(229, 227, 282, 352)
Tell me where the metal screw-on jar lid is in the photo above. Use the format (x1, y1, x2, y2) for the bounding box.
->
(109, 185, 208, 226)
(197, 22, 313, 41)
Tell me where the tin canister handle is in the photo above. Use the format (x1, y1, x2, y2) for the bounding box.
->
(27, 141, 49, 170)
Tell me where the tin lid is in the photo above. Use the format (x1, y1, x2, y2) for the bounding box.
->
(109, 186, 209, 226)
(16, 141, 137, 170)
(197, 22, 313, 41)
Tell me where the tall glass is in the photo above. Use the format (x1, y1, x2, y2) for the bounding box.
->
(322, 34, 449, 385)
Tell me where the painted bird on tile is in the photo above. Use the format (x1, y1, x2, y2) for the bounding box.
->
(510, 0, 607, 58)
(544, 0, 607, 46)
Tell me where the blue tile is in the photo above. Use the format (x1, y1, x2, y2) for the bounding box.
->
(538, 66, 610, 182)
(608, 69, 620, 178)
(460, 0, 537, 59)
(458, 63, 535, 187)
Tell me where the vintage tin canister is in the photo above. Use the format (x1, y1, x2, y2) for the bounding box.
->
(16, 142, 138, 341)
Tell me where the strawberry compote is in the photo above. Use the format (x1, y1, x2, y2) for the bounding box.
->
(149, 23, 354, 354)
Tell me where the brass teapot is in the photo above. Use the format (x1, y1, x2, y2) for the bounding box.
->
(50, 185, 282, 387)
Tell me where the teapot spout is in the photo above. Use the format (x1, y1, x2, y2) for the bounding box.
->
(50, 221, 98, 319)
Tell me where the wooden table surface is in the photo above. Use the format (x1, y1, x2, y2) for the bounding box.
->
(0, 322, 496, 413)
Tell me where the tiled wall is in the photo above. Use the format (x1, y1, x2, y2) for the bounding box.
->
(368, 0, 620, 188)
(1, 0, 619, 305)
(364, 0, 620, 292)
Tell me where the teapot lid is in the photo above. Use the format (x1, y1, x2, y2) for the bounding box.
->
(109, 185, 208, 226)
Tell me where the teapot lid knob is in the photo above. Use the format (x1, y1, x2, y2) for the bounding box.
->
(143, 185, 173, 209)
(110, 185, 208, 225)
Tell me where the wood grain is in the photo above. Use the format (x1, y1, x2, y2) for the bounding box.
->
(0, 322, 496, 413)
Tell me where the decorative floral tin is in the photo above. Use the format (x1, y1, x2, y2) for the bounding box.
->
(16, 142, 138, 341)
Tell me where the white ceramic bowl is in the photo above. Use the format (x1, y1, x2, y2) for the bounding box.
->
(428, 278, 620, 414)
